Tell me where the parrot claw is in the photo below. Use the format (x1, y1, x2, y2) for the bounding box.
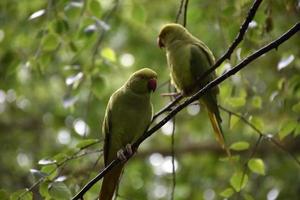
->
(125, 144, 133, 155)
(117, 150, 127, 161)
(117, 144, 134, 162)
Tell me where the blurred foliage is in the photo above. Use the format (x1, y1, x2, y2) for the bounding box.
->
(0, 0, 299, 199)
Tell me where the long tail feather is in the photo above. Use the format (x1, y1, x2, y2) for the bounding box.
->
(99, 164, 123, 200)
(207, 111, 231, 158)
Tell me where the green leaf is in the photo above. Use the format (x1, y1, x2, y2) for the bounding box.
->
(49, 182, 72, 200)
(91, 76, 106, 99)
(41, 165, 57, 179)
(76, 138, 99, 149)
(230, 141, 250, 151)
(28, 9, 45, 20)
(101, 47, 116, 62)
(219, 187, 234, 198)
(292, 102, 300, 113)
(249, 116, 264, 130)
(294, 125, 300, 136)
(10, 189, 32, 200)
(219, 82, 232, 99)
(243, 193, 255, 200)
(52, 19, 69, 34)
(132, 3, 146, 24)
(251, 96, 262, 108)
(38, 159, 57, 165)
(39, 181, 51, 199)
(229, 115, 240, 129)
(30, 169, 48, 179)
(42, 33, 59, 51)
(0, 189, 9, 200)
(64, 2, 82, 20)
(277, 78, 285, 90)
(227, 97, 246, 108)
(89, 0, 102, 17)
(279, 120, 297, 140)
(220, 155, 240, 162)
(52, 153, 68, 163)
(248, 158, 265, 175)
(230, 172, 248, 192)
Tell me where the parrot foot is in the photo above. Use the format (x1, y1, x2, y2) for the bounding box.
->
(117, 144, 133, 161)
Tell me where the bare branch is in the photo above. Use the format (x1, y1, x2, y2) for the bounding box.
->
(168, 82, 176, 200)
(151, 94, 183, 122)
(18, 141, 101, 199)
(220, 106, 300, 166)
(175, 0, 185, 23)
(170, 117, 176, 200)
(198, 0, 263, 81)
(175, 0, 189, 27)
(183, 0, 189, 27)
(71, 22, 300, 200)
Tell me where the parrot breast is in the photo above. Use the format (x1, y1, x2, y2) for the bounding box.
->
(166, 42, 195, 96)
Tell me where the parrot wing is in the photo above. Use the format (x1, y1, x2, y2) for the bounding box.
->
(100, 95, 124, 200)
(189, 44, 228, 153)
(189, 44, 221, 121)
(190, 44, 216, 87)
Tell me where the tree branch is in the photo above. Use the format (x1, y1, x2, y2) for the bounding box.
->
(219, 105, 300, 166)
(151, 94, 183, 122)
(175, 0, 189, 27)
(152, 0, 262, 122)
(71, 22, 300, 200)
(183, 0, 189, 27)
(198, 0, 263, 81)
(175, 0, 185, 23)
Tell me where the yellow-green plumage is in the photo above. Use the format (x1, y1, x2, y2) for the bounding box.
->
(99, 68, 157, 200)
(158, 23, 229, 155)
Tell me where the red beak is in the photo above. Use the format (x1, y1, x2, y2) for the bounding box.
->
(148, 78, 157, 92)
(157, 37, 164, 48)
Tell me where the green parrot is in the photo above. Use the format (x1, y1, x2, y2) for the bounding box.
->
(99, 68, 157, 200)
(157, 23, 230, 155)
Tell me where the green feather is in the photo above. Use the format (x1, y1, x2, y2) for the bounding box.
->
(99, 68, 156, 200)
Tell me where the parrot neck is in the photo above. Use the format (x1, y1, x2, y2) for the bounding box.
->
(123, 85, 151, 99)
(166, 39, 186, 52)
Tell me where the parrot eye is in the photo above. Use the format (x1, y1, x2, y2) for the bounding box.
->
(160, 30, 169, 38)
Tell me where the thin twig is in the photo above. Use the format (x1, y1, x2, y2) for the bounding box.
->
(239, 135, 263, 197)
(91, 0, 119, 67)
(151, 94, 183, 122)
(71, 22, 300, 200)
(74, 0, 88, 31)
(220, 105, 300, 198)
(33, 0, 53, 74)
(18, 141, 101, 199)
(175, 0, 185, 23)
(168, 81, 176, 200)
(269, 137, 300, 166)
(198, 0, 263, 81)
(175, 0, 189, 27)
(219, 105, 300, 166)
(170, 116, 176, 200)
(183, 0, 189, 27)
(84, 92, 92, 137)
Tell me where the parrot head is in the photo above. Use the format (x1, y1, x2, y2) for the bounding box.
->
(126, 68, 157, 94)
(157, 23, 188, 48)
